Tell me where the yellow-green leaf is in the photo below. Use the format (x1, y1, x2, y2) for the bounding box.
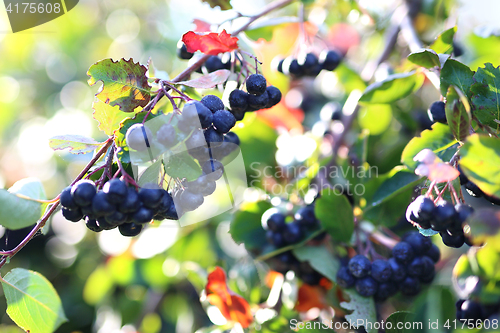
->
(87, 58, 151, 113)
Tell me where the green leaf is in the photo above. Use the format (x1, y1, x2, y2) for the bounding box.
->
(445, 86, 471, 142)
(176, 69, 231, 89)
(138, 159, 162, 186)
(429, 26, 456, 54)
(48, 134, 102, 154)
(440, 58, 474, 98)
(87, 58, 151, 113)
(358, 104, 392, 135)
(385, 311, 415, 333)
(401, 123, 457, 170)
(92, 99, 131, 136)
(315, 191, 354, 242)
(0, 178, 47, 230)
(201, 0, 232, 10)
(229, 201, 271, 252)
(292, 246, 340, 283)
(340, 289, 377, 333)
(359, 71, 424, 104)
(1, 268, 67, 333)
(459, 134, 500, 197)
(367, 167, 423, 209)
(471, 63, 500, 130)
(407, 49, 440, 69)
(163, 151, 202, 182)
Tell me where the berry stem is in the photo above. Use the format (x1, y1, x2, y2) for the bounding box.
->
(0, 137, 115, 266)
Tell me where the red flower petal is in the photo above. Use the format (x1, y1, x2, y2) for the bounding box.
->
(205, 267, 253, 328)
(182, 30, 239, 56)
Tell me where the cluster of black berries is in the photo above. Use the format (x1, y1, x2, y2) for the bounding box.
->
(262, 205, 323, 249)
(263, 205, 327, 286)
(229, 74, 282, 121)
(427, 101, 447, 124)
(406, 195, 473, 248)
(336, 232, 440, 302)
(459, 166, 500, 205)
(273, 50, 343, 79)
(60, 179, 177, 237)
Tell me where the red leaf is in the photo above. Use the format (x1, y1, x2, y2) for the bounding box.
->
(193, 19, 211, 32)
(205, 267, 253, 328)
(182, 30, 239, 56)
(295, 284, 329, 313)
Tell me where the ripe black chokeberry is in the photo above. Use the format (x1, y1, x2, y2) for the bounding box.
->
(92, 191, 115, 216)
(157, 192, 173, 212)
(432, 201, 457, 231)
(247, 91, 269, 110)
(348, 255, 371, 278)
(232, 109, 245, 121)
(138, 187, 163, 209)
(118, 187, 141, 214)
(229, 89, 249, 112)
(440, 230, 465, 248)
(282, 221, 301, 244)
(355, 276, 378, 297)
(132, 206, 154, 224)
(420, 256, 435, 278)
(102, 179, 127, 204)
(399, 276, 421, 296)
(176, 41, 193, 60)
(85, 217, 102, 232)
(196, 103, 214, 129)
(407, 256, 426, 277)
(371, 259, 393, 282)
(375, 282, 398, 302)
(262, 211, 286, 231)
(403, 231, 432, 254)
(413, 195, 436, 221)
(456, 204, 474, 223)
(105, 210, 127, 226)
(388, 257, 407, 282)
(126, 123, 153, 151)
(297, 53, 319, 76)
(163, 201, 178, 220)
(428, 101, 447, 124)
(320, 50, 342, 71)
(212, 110, 236, 134)
(60, 186, 78, 210)
(62, 207, 83, 222)
(201, 95, 225, 113)
(119, 222, 143, 237)
(71, 180, 97, 207)
(179, 189, 204, 212)
(425, 244, 441, 263)
(392, 241, 415, 265)
(202, 159, 224, 181)
(266, 86, 282, 108)
(294, 206, 317, 228)
(156, 124, 178, 148)
(456, 300, 485, 321)
(336, 266, 355, 288)
(199, 180, 216, 196)
(97, 217, 115, 230)
(246, 74, 267, 96)
(204, 56, 226, 73)
(186, 130, 208, 150)
(204, 127, 224, 148)
(266, 230, 285, 248)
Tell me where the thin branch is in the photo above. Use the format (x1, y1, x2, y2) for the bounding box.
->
(0, 137, 115, 266)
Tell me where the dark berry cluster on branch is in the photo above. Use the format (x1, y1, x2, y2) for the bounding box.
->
(336, 232, 440, 302)
(274, 50, 343, 79)
(262, 205, 323, 249)
(406, 195, 474, 248)
(229, 74, 282, 121)
(455, 299, 500, 323)
(60, 179, 177, 237)
(273, 251, 325, 286)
